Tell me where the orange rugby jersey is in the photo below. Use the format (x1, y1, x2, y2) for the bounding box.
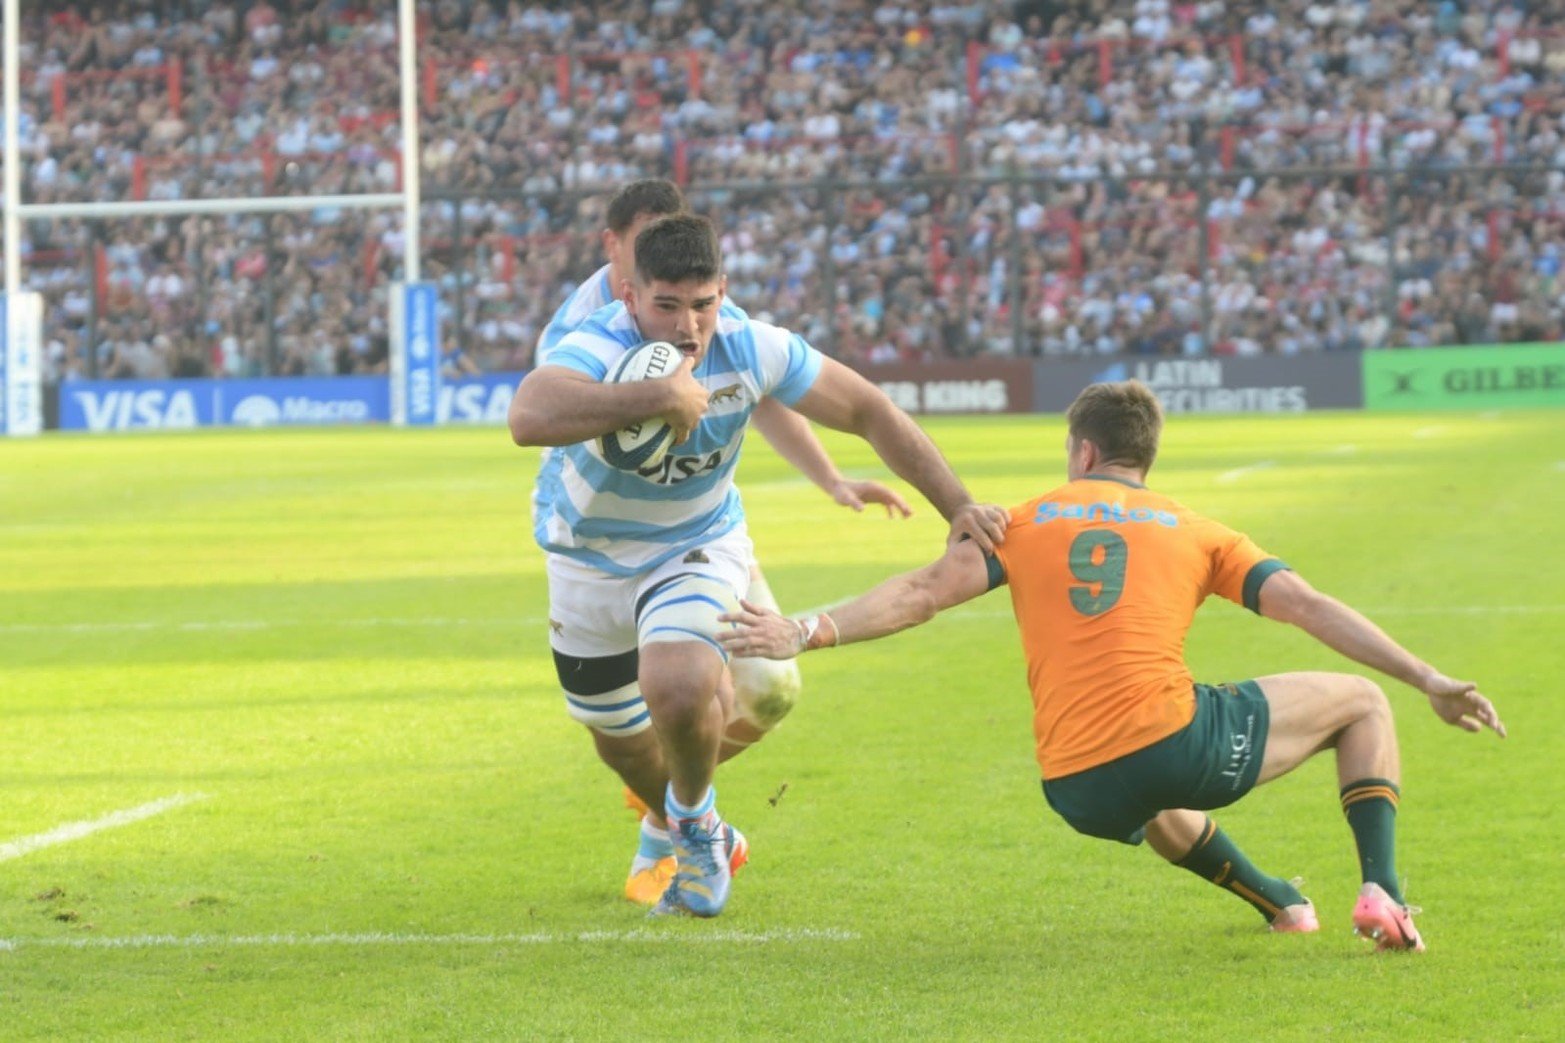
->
(991, 474, 1287, 780)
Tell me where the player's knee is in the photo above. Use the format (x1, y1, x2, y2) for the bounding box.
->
(638, 671, 692, 715)
(732, 657, 801, 731)
(1358, 673, 1395, 723)
(639, 660, 720, 729)
(1331, 675, 1393, 738)
(1351, 675, 1392, 724)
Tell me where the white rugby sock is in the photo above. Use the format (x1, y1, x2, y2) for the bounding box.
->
(631, 814, 674, 874)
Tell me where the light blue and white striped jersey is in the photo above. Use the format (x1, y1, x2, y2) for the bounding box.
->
(536, 264, 616, 366)
(533, 298, 823, 576)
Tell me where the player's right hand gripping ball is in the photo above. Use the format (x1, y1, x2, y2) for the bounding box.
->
(596, 341, 678, 471)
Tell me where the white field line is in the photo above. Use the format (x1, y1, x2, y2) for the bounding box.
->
(932, 604, 1565, 620)
(0, 927, 859, 953)
(0, 793, 209, 864)
(1326, 444, 1358, 455)
(1215, 460, 1276, 484)
(8, 602, 1565, 638)
(0, 617, 547, 634)
(1412, 425, 1446, 439)
(794, 604, 1565, 621)
(1555, 461, 1565, 472)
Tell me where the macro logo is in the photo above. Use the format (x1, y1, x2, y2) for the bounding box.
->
(232, 395, 283, 427)
(277, 397, 371, 423)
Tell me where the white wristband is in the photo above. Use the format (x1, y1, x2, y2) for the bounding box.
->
(795, 615, 820, 655)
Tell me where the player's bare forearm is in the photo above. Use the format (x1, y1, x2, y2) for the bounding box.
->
(508, 366, 677, 446)
(832, 566, 949, 645)
(718, 542, 993, 659)
(848, 402, 972, 518)
(1261, 571, 1506, 737)
(718, 569, 938, 659)
(859, 406, 1008, 545)
(753, 399, 913, 515)
(750, 396, 843, 492)
(1260, 573, 1433, 689)
(1301, 596, 1435, 688)
(792, 360, 973, 517)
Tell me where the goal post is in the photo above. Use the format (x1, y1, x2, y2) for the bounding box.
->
(1, 290, 42, 436)
(0, 0, 431, 434)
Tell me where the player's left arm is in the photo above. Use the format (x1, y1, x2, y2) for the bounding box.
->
(749, 396, 912, 517)
(717, 539, 1002, 659)
(1256, 568, 1507, 737)
(789, 357, 1008, 551)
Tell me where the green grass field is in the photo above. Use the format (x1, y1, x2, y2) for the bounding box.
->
(1, 411, 1562, 1041)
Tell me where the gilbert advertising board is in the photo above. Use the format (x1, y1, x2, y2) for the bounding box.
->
(389, 282, 440, 427)
(1364, 344, 1565, 410)
(1, 291, 44, 436)
(1033, 355, 1363, 413)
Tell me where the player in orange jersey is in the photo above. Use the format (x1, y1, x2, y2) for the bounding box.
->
(718, 380, 1505, 951)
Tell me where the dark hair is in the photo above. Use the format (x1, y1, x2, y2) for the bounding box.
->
(634, 214, 723, 285)
(605, 179, 685, 234)
(1066, 380, 1164, 472)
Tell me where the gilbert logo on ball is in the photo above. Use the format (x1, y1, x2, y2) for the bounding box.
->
(597, 341, 679, 471)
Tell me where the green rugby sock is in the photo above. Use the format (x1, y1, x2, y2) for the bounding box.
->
(1340, 778, 1402, 905)
(1174, 817, 1305, 923)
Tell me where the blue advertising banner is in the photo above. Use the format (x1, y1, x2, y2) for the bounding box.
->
(438, 372, 524, 424)
(60, 377, 389, 432)
(220, 377, 388, 427)
(58, 374, 526, 432)
(2, 292, 46, 436)
(390, 282, 440, 427)
(61, 381, 216, 431)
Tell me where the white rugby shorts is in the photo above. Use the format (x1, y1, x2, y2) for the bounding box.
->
(545, 526, 754, 735)
(546, 525, 754, 658)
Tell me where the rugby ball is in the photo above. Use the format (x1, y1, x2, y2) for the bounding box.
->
(596, 340, 679, 471)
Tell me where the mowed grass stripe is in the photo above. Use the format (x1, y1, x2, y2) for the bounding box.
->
(1, 926, 860, 951)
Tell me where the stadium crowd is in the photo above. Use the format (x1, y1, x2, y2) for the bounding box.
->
(8, 0, 1564, 380)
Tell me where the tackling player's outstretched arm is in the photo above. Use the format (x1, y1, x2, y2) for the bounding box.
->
(717, 539, 1000, 660)
(1257, 569, 1506, 737)
(789, 357, 1007, 550)
(749, 397, 913, 517)
(508, 359, 709, 447)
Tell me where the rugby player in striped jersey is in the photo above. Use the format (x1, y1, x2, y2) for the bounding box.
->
(511, 213, 1007, 917)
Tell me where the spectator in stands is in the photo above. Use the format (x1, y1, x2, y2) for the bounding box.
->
(21, 0, 1565, 377)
